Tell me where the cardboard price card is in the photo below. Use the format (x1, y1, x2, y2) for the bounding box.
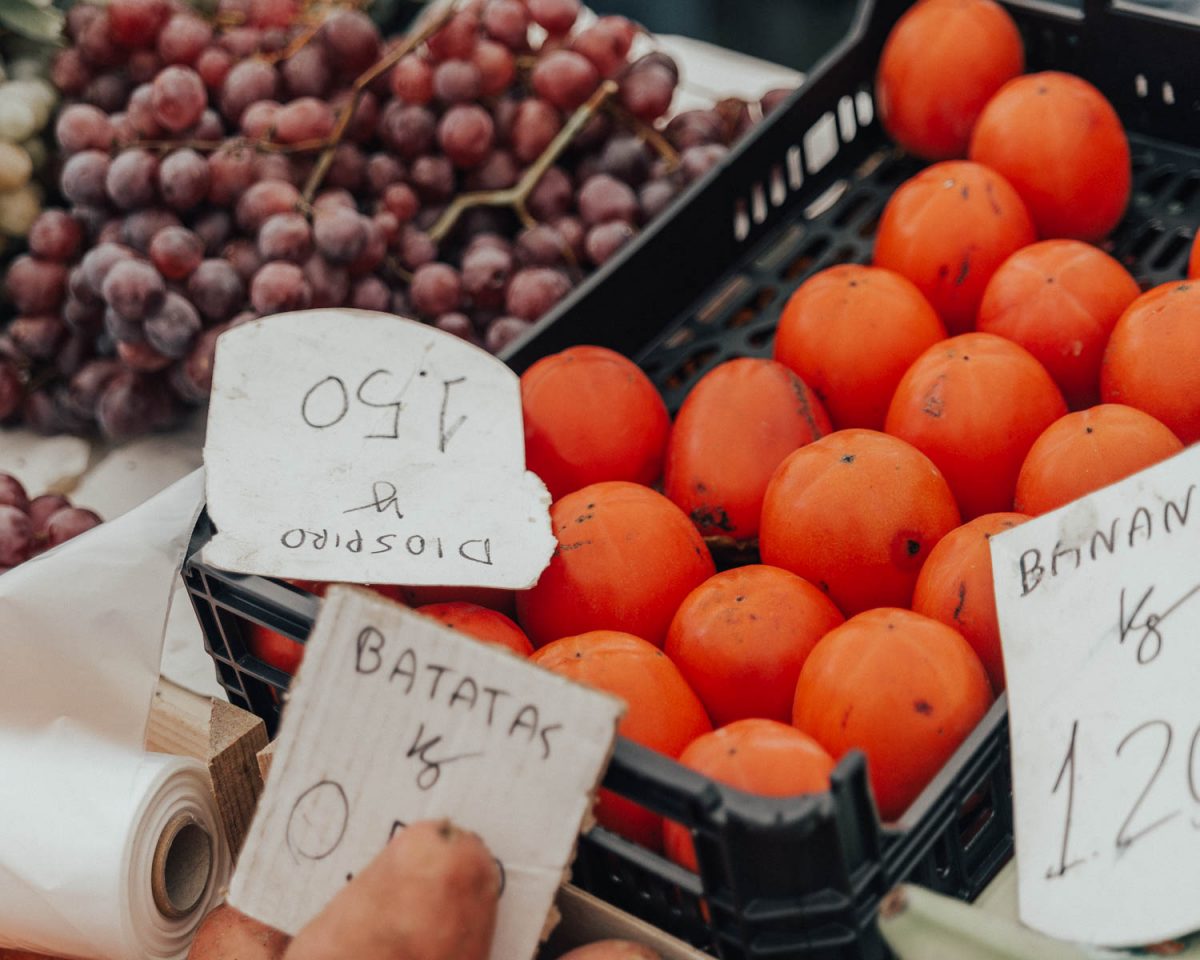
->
(991, 443, 1200, 947)
(202, 310, 555, 588)
(230, 586, 625, 960)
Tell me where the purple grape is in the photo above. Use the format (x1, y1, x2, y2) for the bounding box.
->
(0, 505, 31, 566)
(106, 149, 160, 210)
(435, 312, 479, 345)
(349, 276, 390, 312)
(81, 243, 134, 295)
(10, 316, 66, 360)
(6, 256, 68, 315)
(102, 260, 165, 321)
(461, 244, 514, 309)
(305, 254, 349, 308)
(0, 474, 29, 511)
(410, 263, 462, 317)
(639, 178, 679, 220)
(578, 174, 638, 226)
(485, 315, 533, 353)
(681, 143, 729, 182)
(314, 208, 368, 264)
(193, 210, 233, 256)
(61, 151, 110, 207)
(258, 213, 313, 263)
(145, 292, 202, 358)
(123, 208, 182, 254)
(527, 166, 573, 221)
(515, 224, 570, 267)
(505, 267, 571, 321)
(250, 261, 312, 314)
(188, 259, 245, 322)
(585, 220, 636, 265)
(158, 149, 210, 212)
(0, 361, 21, 420)
(44, 507, 103, 548)
(97, 371, 176, 440)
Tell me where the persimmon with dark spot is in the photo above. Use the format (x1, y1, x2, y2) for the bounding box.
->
(665, 565, 844, 725)
(663, 358, 830, 541)
(663, 719, 834, 871)
(912, 512, 1029, 690)
(774, 264, 946, 429)
(517, 481, 715, 648)
(520, 345, 670, 500)
(531, 630, 712, 850)
(884, 332, 1066, 518)
(1014, 405, 1183, 516)
(792, 608, 993, 820)
(873, 160, 1036, 333)
(759, 429, 960, 615)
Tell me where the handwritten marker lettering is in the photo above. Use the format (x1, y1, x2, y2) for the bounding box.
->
(203, 312, 555, 589)
(992, 446, 1200, 947)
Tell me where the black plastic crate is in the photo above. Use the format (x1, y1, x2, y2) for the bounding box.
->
(184, 0, 1200, 956)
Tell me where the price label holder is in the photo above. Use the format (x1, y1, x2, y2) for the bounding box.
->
(991, 444, 1200, 947)
(201, 310, 555, 588)
(230, 585, 625, 959)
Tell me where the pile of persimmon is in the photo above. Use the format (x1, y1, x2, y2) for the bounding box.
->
(246, 0, 1199, 875)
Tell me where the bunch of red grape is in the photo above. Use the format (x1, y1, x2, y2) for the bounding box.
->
(0, 471, 103, 572)
(0, 0, 790, 441)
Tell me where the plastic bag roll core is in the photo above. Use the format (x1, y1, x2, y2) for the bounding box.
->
(152, 814, 213, 920)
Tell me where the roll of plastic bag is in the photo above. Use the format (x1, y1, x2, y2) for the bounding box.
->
(0, 471, 230, 959)
(0, 732, 229, 960)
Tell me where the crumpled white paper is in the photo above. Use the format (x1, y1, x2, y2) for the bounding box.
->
(0, 469, 231, 960)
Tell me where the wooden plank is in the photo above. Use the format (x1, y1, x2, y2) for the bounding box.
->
(146, 678, 268, 859)
(257, 739, 277, 783)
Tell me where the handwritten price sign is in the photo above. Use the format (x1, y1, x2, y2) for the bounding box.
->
(992, 443, 1200, 947)
(231, 586, 624, 960)
(202, 310, 555, 588)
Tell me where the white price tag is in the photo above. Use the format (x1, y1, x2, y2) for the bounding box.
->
(992, 444, 1200, 947)
(201, 310, 555, 588)
(230, 586, 625, 960)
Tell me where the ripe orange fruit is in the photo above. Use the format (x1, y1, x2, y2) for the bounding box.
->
(663, 358, 830, 541)
(969, 72, 1131, 241)
(521, 345, 670, 501)
(664, 565, 844, 726)
(774, 264, 946, 429)
(873, 160, 1036, 333)
(912, 512, 1029, 691)
(876, 0, 1023, 160)
(516, 481, 715, 648)
(416, 602, 534, 656)
(393, 584, 516, 617)
(792, 608, 993, 820)
(759, 429, 960, 615)
(1101, 281, 1200, 444)
(977, 240, 1140, 409)
(531, 630, 712, 850)
(1014, 405, 1183, 516)
(663, 719, 834, 872)
(885, 332, 1067, 518)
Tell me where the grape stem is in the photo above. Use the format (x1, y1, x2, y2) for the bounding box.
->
(428, 78, 619, 244)
(299, 1, 458, 203)
(604, 101, 681, 171)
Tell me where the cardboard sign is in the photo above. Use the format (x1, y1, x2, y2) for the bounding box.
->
(230, 586, 625, 960)
(202, 311, 555, 588)
(991, 444, 1200, 947)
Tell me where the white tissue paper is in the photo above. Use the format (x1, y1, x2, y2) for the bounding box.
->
(0, 469, 231, 960)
